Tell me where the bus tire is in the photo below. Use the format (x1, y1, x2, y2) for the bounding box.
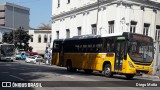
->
(103, 64, 113, 77)
(66, 61, 73, 72)
(84, 69, 93, 74)
(125, 74, 134, 80)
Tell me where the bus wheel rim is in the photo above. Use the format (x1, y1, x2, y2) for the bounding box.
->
(105, 67, 110, 75)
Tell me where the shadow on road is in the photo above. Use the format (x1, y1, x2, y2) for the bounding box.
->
(0, 60, 149, 82)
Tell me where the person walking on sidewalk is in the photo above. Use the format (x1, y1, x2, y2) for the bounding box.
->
(157, 65, 160, 79)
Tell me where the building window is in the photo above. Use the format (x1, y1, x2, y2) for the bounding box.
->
(66, 29, 70, 38)
(58, 0, 60, 7)
(0, 24, 5, 26)
(67, 0, 70, 4)
(91, 24, 97, 35)
(44, 35, 48, 43)
(143, 23, 150, 36)
(108, 21, 114, 34)
(50, 35, 52, 43)
(30, 35, 33, 42)
(38, 35, 41, 43)
(0, 10, 5, 12)
(77, 27, 81, 36)
(130, 21, 137, 33)
(155, 25, 160, 41)
(0, 17, 5, 19)
(56, 31, 59, 39)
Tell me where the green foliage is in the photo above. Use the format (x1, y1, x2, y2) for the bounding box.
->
(2, 27, 31, 51)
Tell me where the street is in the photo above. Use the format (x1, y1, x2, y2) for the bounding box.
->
(0, 60, 159, 90)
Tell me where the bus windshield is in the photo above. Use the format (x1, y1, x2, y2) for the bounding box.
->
(128, 41, 153, 63)
(1, 45, 15, 57)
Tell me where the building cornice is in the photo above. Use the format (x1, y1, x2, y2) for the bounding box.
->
(123, 0, 160, 10)
(52, 0, 118, 21)
(0, 2, 30, 11)
(52, 0, 160, 21)
(0, 26, 13, 30)
(34, 30, 51, 33)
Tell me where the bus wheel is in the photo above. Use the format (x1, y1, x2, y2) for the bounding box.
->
(103, 64, 113, 77)
(125, 74, 134, 80)
(84, 69, 93, 74)
(66, 61, 72, 72)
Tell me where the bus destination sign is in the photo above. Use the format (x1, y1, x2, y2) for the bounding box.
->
(132, 34, 151, 42)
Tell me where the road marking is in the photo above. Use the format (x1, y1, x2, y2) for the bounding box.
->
(9, 75, 24, 81)
(62, 75, 75, 79)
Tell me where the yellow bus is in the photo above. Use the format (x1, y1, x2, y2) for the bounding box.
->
(51, 32, 154, 79)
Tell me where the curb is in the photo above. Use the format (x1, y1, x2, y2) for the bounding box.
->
(141, 74, 160, 80)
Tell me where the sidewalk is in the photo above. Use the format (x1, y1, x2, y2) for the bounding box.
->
(139, 74, 160, 81)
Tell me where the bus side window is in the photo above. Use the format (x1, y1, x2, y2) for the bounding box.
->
(107, 43, 110, 52)
(92, 44, 95, 52)
(124, 41, 128, 60)
(88, 44, 92, 52)
(111, 43, 115, 52)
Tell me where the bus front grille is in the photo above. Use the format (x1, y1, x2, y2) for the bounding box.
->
(136, 70, 149, 74)
(134, 62, 151, 66)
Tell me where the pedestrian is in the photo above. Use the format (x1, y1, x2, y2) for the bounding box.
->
(157, 65, 160, 79)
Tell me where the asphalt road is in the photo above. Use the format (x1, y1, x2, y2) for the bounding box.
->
(0, 60, 159, 90)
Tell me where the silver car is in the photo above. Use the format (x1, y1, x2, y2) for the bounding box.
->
(34, 55, 43, 62)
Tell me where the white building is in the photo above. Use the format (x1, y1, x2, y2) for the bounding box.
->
(28, 29, 52, 54)
(52, 0, 160, 40)
(52, 0, 160, 73)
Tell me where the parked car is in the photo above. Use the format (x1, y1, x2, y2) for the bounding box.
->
(16, 52, 28, 60)
(26, 52, 38, 56)
(34, 55, 43, 62)
(25, 55, 43, 64)
(25, 56, 36, 63)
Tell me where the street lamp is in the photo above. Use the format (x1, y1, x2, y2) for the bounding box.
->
(12, 4, 15, 44)
(46, 20, 52, 49)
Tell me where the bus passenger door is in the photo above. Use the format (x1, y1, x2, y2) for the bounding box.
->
(114, 41, 125, 72)
(58, 43, 64, 66)
(52, 41, 64, 66)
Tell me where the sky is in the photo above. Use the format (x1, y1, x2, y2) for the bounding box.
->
(0, 0, 52, 29)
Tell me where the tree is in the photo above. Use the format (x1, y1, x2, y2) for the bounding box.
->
(28, 46, 33, 52)
(38, 23, 51, 30)
(2, 27, 31, 51)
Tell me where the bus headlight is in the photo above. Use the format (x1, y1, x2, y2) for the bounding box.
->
(128, 61, 135, 68)
(150, 63, 154, 69)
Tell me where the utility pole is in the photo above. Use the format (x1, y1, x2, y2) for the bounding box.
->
(153, 40, 160, 75)
(12, 4, 15, 44)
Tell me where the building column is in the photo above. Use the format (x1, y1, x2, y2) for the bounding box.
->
(82, 13, 87, 35)
(150, 10, 157, 39)
(102, 7, 108, 35)
(115, 2, 124, 33)
(97, 8, 103, 35)
(125, 6, 131, 32)
(86, 12, 91, 34)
